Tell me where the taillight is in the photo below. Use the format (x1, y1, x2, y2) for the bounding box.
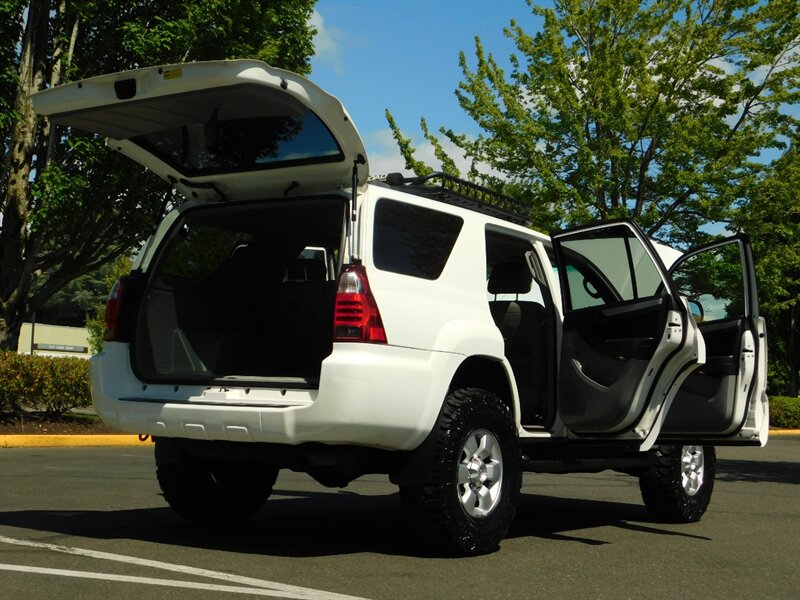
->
(333, 265, 387, 343)
(103, 277, 127, 341)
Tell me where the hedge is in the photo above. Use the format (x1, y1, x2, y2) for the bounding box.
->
(0, 351, 91, 417)
(769, 396, 800, 429)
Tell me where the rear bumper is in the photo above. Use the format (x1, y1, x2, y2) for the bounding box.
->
(91, 342, 462, 451)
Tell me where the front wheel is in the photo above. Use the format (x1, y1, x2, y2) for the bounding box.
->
(639, 445, 716, 523)
(400, 387, 521, 556)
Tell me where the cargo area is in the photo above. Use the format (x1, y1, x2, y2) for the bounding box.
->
(132, 197, 346, 386)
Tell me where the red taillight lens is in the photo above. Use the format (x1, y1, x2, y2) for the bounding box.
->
(103, 277, 126, 341)
(333, 265, 387, 343)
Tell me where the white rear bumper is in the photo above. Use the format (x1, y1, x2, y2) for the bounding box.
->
(91, 342, 462, 451)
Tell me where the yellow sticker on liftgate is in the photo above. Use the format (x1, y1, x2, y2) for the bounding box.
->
(163, 68, 182, 80)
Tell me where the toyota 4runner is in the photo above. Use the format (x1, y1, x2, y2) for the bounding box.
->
(33, 60, 768, 555)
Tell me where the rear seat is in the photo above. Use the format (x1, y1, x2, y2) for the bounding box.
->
(488, 261, 548, 423)
(258, 258, 336, 377)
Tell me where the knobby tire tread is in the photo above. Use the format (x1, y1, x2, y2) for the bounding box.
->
(639, 445, 716, 523)
(401, 387, 521, 556)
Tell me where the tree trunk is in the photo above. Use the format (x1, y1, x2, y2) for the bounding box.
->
(0, 0, 50, 351)
(0, 314, 24, 352)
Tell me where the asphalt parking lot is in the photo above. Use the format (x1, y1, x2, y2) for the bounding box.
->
(0, 438, 798, 599)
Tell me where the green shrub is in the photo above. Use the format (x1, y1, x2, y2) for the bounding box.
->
(770, 396, 800, 429)
(0, 351, 91, 417)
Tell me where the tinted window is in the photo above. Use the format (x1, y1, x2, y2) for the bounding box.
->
(134, 111, 342, 176)
(485, 230, 544, 303)
(558, 224, 665, 311)
(671, 241, 745, 322)
(373, 199, 463, 280)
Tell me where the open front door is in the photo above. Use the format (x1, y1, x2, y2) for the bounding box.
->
(552, 221, 703, 450)
(659, 235, 767, 446)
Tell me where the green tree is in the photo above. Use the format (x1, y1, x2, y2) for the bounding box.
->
(86, 254, 133, 354)
(34, 261, 121, 328)
(389, 0, 799, 242)
(733, 142, 800, 396)
(0, 0, 317, 350)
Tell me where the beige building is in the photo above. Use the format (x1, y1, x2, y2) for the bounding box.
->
(17, 322, 92, 358)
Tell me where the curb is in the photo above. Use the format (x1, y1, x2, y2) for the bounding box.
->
(770, 429, 800, 437)
(1, 431, 798, 449)
(0, 435, 152, 448)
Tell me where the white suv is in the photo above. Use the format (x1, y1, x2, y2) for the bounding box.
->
(34, 60, 768, 555)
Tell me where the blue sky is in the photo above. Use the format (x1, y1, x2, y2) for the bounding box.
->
(308, 0, 548, 176)
(308, 0, 797, 180)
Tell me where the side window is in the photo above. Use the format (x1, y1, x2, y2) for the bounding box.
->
(670, 241, 744, 323)
(564, 264, 605, 310)
(372, 198, 463, 280)
(557, 224, 665, 311)
(485, 230, 545, 304)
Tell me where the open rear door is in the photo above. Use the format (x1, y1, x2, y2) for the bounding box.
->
(658, 235, 767, 446)
(32, 60, 369, 202)
(552, 221, 703, 450)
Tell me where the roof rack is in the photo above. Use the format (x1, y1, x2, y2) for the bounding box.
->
(376, 172, 531, 226)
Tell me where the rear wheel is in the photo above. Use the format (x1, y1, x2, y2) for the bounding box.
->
(400, 387, 521, 556)
(639, 445, 715, 523)
(155, 439, 278, 525)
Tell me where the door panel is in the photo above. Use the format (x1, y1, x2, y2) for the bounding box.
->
(552, 221, 701, 446)
(559, 297, 666, 430)
(659, 236, 767, 445)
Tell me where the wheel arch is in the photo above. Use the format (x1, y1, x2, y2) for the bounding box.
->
(448, 355, 517, 420)
(392, 355, 517, 487)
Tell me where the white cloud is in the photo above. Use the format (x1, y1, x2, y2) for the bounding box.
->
(309, 9, 344, 75)
(363, 129, 408, 177)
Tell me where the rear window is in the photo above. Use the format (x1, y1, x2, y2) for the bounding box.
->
(372, 198, 463, 280)
(134, 112, 342, 176)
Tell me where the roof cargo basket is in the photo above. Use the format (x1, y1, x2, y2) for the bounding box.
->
(377, 172, 531, 226)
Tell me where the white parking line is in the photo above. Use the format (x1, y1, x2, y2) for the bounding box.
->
(0, 564, 321, 598)
(0, 536, 367, 600)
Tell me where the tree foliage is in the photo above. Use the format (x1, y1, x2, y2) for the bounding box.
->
(35, 252, 131, 330)
(732, 141, 800, 395)
(389, 0, 799, 242)
(85, 254, 132, 354)
(0, 0, 317, 350)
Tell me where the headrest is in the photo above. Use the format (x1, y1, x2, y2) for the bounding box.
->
(488, 261, 532, 294)
(286, 258, 327, 281)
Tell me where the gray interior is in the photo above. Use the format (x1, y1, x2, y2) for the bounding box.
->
(557, 331, 650, 431)
(556, 296, 667, 433)
(52, 84, 304, 140)
(487, 261, 549, 424)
